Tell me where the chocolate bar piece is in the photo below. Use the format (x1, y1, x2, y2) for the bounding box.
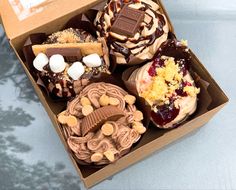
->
(46, 47, 82, 62)
(81, 106, 125, 136)
(111, 5, 144, 37)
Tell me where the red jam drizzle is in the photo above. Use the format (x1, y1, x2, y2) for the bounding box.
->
(151, 103, 180, 126)
(175, 81, 192, 97)
(148, 58, 165, 77)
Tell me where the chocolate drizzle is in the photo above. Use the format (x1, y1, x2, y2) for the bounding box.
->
(95, 0, 169, 64)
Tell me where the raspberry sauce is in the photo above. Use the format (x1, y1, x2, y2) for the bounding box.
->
(151, 103, 180, 126)
(148, 58, 165, 77)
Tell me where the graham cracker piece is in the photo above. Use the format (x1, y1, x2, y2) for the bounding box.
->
(32, 43, 103, 57)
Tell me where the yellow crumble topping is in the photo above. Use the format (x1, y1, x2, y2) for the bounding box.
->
(184, 86, 200, 97)
(181, 39, 188, 46)
(57, 31, 80, 43)
(141, 56, 200, 106)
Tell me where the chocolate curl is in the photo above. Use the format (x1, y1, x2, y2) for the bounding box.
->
(122, 66, 139, 96)
(23, 33, 47, 75)
(155, 37, 192, 70)
(64, 13, 97, 37)
(84, 2, 106, 21)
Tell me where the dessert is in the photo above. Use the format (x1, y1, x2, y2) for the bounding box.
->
(127, 40, 200, 129)
(58, 82, 146, 165)
(31, 28, 110, 99)
(95, 0, 169, 65)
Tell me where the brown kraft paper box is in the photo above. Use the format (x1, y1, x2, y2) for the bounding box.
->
(0, 0, 229, 188)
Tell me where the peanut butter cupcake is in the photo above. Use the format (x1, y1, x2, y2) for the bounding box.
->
(57, 82, 146, 165)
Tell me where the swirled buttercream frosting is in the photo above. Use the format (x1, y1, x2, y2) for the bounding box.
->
(58, 82, 146, 165)
(95, 0, 169, 65)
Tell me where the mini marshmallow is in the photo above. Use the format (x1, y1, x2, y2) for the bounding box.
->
(49, 54, 66, 73)
(82, 53, 102, 68)
(33, 53, 49, 71)
(67, 62, 85, 80)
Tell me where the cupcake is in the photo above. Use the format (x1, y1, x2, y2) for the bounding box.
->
(31, 28, 110, 99)
(127, 40, 200, 129)
(57, 82, 146, 165)
(95, 0, 169, 65)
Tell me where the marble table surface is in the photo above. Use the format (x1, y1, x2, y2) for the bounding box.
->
(0, 0, 235, 189)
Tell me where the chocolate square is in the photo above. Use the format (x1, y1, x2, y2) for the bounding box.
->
(46, 47, 82, 62)
(111, 5, 145, 37)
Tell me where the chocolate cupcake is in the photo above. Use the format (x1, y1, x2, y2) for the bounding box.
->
(57, 82, 146, 165)
(31, 28, 110, 99)
(127, 40, 200, 129)
(95, 0, 169, 65)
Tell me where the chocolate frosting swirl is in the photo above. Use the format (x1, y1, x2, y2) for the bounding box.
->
(60, 82, 145, 165)
(95, 0, 169, 64)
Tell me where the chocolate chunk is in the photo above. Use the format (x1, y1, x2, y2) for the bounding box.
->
(111, 5, 144, 37)
(46, 47, 82, 62)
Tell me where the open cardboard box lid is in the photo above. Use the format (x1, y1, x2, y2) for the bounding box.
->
(0, 0, 103, 40)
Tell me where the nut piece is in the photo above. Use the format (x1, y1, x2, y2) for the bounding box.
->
(58, 111, 68, 124)
(133, 110, 144, 122)
(91, 152, 103, 162)
(124, 95, 136, 105)
(67, 115, 78, 127)
(99, 94, 110, 107)
(101, 123, 114, 136)
(132, 122, 146, 134)
(82, 105, 94, 116)
(104, 150, 115, 162)
(109, 97, 120, 106)
(80, 97, 91, 106)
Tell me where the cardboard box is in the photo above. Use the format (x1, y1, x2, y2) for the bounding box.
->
(0, 0, 229, 188)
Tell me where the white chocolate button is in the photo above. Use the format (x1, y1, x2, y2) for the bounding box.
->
(49, 54, 66, 73)
(91, 153, 103, 162)
(33, 53, 49, 71)
(67, 62, 85, 80)
(83, 53, 102, 68)
(104, 150, 115, 162)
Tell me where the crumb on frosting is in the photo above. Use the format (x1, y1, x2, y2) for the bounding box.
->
(184, 86, 200, 97)
(181, 39, 188, 46)
(141, 56, 200, 106)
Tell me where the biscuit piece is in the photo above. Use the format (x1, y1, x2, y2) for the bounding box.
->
(32, 43, 103, 57)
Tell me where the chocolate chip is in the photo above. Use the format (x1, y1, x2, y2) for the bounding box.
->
(46, 47, 82, 62)
(111, 5, 144, 37)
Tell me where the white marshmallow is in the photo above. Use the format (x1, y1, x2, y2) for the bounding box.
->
(82, 53, 102, 68)
(67, 62, 85, 80)
(33, 53, 49, 71)
(49, 54, 66, 73)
